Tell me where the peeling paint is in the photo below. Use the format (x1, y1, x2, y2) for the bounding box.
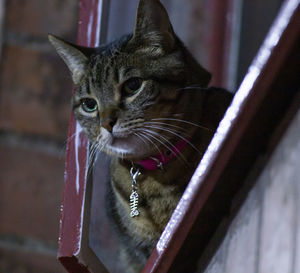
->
(75, 122, 83, 195)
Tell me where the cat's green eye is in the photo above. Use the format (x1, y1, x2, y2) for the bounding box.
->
(122, 77, 143, 96)
(81, 98, 98, 113)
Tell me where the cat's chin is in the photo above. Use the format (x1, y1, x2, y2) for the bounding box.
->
(104, 134, 154, 160)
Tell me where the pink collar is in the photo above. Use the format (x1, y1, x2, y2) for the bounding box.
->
(136, 139, 189, 171)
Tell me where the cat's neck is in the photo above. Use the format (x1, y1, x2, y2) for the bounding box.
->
(116, 125, 213, 183)
(135, 137, 190, 171)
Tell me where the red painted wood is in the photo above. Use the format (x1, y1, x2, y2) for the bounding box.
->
(58, 116, 88, 257)
(58, 0, 107, 272)
(59, 257, 91, 273)
(143, 1, 300, 272)
(208, 0, 234, 88)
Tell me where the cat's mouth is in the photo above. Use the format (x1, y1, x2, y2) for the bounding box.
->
(102, 130, 154, 160)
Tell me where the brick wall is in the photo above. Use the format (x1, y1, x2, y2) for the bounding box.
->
(0, 1, 78, 272)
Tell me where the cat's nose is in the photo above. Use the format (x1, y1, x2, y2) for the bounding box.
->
(100, 107, 118, 133)
(101, 117, 117, 133)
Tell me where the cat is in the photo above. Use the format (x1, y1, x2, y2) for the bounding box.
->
(49, 0, 232, 272)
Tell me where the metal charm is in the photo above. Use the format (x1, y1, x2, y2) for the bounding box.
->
(150, 157, 164, 170)
(130, 166, 141, 218)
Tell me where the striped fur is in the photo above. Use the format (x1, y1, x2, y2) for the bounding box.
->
(49, 0, 232, 271)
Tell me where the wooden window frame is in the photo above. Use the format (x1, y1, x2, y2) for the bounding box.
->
(57, 0, 300, 272)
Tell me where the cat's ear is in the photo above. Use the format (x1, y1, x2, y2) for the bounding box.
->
(48, 35, 89, 84)
(130, 0, 176, 55)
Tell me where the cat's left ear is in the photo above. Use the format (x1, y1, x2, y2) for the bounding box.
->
(130, 0, 176, 55)
(48, 35, 90, 84)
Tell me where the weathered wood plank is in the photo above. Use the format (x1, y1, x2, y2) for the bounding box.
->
(257, 109, 300, 273)
(224, 181, 262, 273)
(202, 107, 300, 273)
(203, 236, 228, 273)
(288, 110, 300, 273)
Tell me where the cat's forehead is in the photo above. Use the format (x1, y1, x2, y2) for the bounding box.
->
(90, 49, 120, 74)
(89, 52, 146, 87)
(79, 33, 186, 96)
(88, 39, 130, 81)
(92, 34, 132, 61)
(88, 53, 124, 88)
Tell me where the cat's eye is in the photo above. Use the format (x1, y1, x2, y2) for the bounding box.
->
(81, 98, 98, 113)
(122, 77, 143, 96)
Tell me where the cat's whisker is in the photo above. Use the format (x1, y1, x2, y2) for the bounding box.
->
(134, 132, 148, 146)
(63, 131, 81, 149)
(121, 118, 145, 128)
(143, 124, 201, 155)
(175, 85, 204, 92)
(88, 145, 95, 164)
(63, 130, 87, 157)
(169, 85, 204, 93)
(90, 141, 100, 160)
(151, 117, 213, 132)
(155, 112, 184, 117)
(87, 142, 99, 178)
(139, 129, 176, 158)
(144, 121, 191, 137)
(134, 131, 163, 157)
(140, 128, 189, 167)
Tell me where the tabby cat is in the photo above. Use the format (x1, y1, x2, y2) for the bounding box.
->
(49, 0, 232, 272)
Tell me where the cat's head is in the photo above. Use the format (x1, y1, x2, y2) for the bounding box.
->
(49, 0, 214, 160)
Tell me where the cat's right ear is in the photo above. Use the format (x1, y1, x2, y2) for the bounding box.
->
(48, 35, 89, 84)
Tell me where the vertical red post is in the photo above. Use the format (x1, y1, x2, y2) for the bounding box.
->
(57, 0, 109, 272)
(208, 0, 236, 88)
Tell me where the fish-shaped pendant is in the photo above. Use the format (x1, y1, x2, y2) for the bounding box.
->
(130, 167, 141, 218)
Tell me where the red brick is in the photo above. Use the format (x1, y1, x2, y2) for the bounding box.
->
(0, 45, 72, 140)
(5, 0, 78, 38)
(0, 144, 65, 242)
(0, 248, 65, 273)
